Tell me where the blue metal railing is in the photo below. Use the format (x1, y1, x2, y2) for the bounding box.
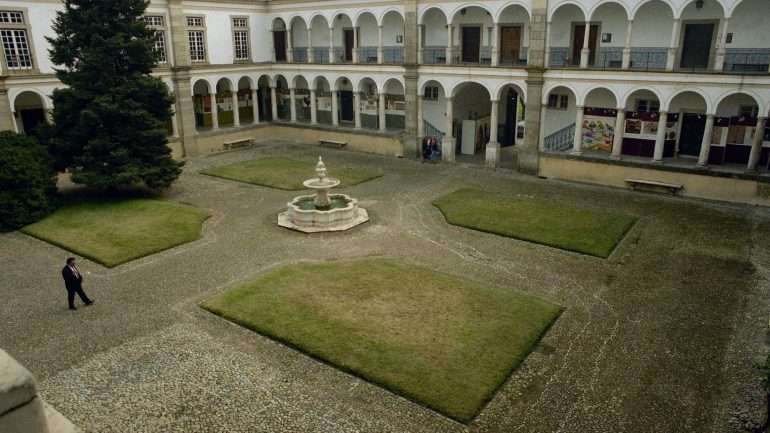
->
(423, 120, 444, 143)
(312, 48, 329, 64)
(382, 47, 403, 64)
(592, 47, 623, 69)
(724, 49, 770, 73)
(629, 48, 667, 70)
(548, 47, 570, 67)
(357, 46, 378, 63)
(292, 48, 307, 63)
(422, 47, 446, 64)
(543, 123, 575, 152)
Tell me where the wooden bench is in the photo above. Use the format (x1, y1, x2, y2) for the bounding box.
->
(223, 138, 252, 150)
(625, 178, 683, 195)
(319, 139, 347, 149)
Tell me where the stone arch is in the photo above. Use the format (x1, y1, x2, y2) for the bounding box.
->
(418, 6, 448, 25)
(678, 0, 726, 18)
(581, 86, 620, 108)
(630, 0, 675, 20)
(622, 86, 663, 109)
(449, 79, 493, 98)
(494, 82, 526, 103)
(714, 90, 763, 115)
(449, 3, 495, 23)
(13, 90, 48, 135)
(588, 0, 630, 21)
(664, 88, 712, 113)
(495, 1, 532, 22)
(548, 0, 588, 21)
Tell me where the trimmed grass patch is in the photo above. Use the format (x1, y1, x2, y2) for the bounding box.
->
(201, 157, 383, 190)
(22, 199, 210, 267)
(202, 258, 561, 422)
(433, 188, 636, 258)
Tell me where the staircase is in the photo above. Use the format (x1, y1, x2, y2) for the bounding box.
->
(543, 123, 575, 152)
(423, 120, 444, 144)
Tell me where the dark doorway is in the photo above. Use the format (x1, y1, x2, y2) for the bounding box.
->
(499, 26, 522, 65)
(502, 89, 518, 146)
(20, 109, 46, 137)
(679, 113, 706, 156)
(344, 29, 354, 62)
(461, 26, 481, 63)
(572, 24, 599, 66)
(339, 91, 354, 122)
(273, 30, 287, 62)
(258, 88, 272, 121)
(680, 23, 714, 69)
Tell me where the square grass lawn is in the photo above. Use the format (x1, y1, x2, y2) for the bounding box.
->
(201, 157, 383, 190)
(202, 258, 561, 422)
(22, 199, 210, 267)
(433, 188, 636, 258)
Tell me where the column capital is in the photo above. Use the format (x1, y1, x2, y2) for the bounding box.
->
(616, 106, 625, 111)
(491, 99, 499, 104)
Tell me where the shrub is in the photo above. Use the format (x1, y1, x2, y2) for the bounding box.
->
(0, 132, 57, 231)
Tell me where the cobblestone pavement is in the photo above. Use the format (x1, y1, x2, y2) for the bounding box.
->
(2, 142, 769, 433)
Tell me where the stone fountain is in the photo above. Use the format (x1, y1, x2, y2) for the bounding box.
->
(277, 156, 369, 233)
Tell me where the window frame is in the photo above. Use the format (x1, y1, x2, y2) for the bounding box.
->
(186, 15, 208, 64)
(0, 8, 37, 74)
(231, 15, 251, 63)
(143, 14, 169, 66)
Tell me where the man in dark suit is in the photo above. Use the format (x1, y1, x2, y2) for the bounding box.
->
(62, 257, 93, 310)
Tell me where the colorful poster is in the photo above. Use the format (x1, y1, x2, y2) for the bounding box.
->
(582, 115, 614, 151)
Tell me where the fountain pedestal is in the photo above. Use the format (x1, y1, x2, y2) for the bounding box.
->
(277, 157, 369, 233)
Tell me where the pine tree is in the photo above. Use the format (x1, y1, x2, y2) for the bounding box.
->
(46, 0, 182, 190)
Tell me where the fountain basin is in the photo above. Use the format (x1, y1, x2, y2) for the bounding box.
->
(278, 193, 369, 233)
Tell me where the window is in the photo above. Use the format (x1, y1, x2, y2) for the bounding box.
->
(0, 10, 32, 71)
(424, 86, 439, 101)
(635, 99, 659, 113)
(143, 15, 167, 64)
(232, 17, 250, 61)
(186, 16, 206, 63)
(547, 94, 569, 110)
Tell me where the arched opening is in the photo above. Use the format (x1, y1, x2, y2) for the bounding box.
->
(420, 80, 447, 145)
(726, 0, 770, 72)
(331, 13, 354, 63)
(496, 84, 526, 147)
(272, 18, 288, 62)
(451, 82, 492, 162)
(580, 87, 619, 154)
(383, 79, 405, 130)
(497, 5, 531, 66)
(420, 8, 448, 64)
(314, 77, 332, 124)
(237, 77, 255, 124)
(356, 13, 379, 64)
(293, 76, 311, 122)
(358, 78, 379, 129)
(257, 75, 272, 122)
(548, 4, 586, 67)
(335, 77, 355, 125)
(310, 15, 331, 63)
(668, 91, 708, 158)
(274, 75, 290, 121)
(381, 11, 405, 64)
(621, 89, 669, 158)
(542, 86, 578, 152)
(714, 93, 763, 167)
(629, 0, 673, 70)
(450, 6, 494, 65)
(215, 78, 234, 128)
(589, 2, 628, 68)
(290, 17, 309, 63)
(13, 91, 47, 137)
(678, 0, 725, 71)
(192, 79, 212, 130)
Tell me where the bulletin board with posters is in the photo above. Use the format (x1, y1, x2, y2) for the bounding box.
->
(581, 107, 617, 152)
(621, 111, 679, 157)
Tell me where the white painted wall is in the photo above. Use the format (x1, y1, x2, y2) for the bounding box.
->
(544, 89, 577, 136)
(359, 14, 379, 46)
(423, 9, 448, 46)
(291, 19, 308, 47)
(10, 1, 62, 74)
(728, 0, 770, 49)
(550, 5, 583, 48)
(631, 2, 673, 47)
(669, 91, 707, 113)
(310, 16, 331, 47)
(592, 4, 627, 48)
(382, 12, 404, 46)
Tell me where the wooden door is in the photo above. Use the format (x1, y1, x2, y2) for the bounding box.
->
(679, 113, 706, 156)
(572, 24, 599, 66)
(680, 23, 714, 69)
(273, 30, 287, 62)
(344, 29, 354, 62)
(461, 27, 481, 63)
(499, 26, 521, 65)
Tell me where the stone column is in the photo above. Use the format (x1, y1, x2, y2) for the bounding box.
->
(331, 90, 339, 126)
(666, 19, 681, 71)
(166, 0, 199, 155)
(714, 17, 729, 72)
(417, 94, 424, 139)
(486, 99, 500, 168)
(538, 105, 547, 151)
(417, 25, 424, 64)
(378, 92, 386, 131)
(171, 111, 180, 137)
(310, 89, 317, 124)
(270, 86, 278, 121)
(491, 23, 499, 66)
(353, 91, 361, 128)
(543, 21, 551, 67)
(287, 28, 294, 63)
(251, 89, 260, 124)
(0, 349, 53, 433)
(747, 116, 767, 171)
(378, 25, 384, 64)
(518, 0, 547, 174)
(307, 28, 313, 63)
(0, 82, 17, 132)
(697, 114, 714, 167)
(622, 20, 633, 69)
(446, 24, 453, 65)
(580, 20, 591, 68)
(231, 91, 240, 127)
(572, 105, 584, 154)
(402, 0, 420, 157)
(353, 26, 359, 63)
(611, 108, 625, 159)
(328, 27, 334, 63)
(289, 88, 297, 122)
(443, 96, 455, 161)
(210, 93, 219, 129)
(653, 111, 668, 162)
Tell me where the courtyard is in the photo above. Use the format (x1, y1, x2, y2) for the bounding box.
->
(1, 141, 769, 432)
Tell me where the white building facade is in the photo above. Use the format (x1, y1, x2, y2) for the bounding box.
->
(4, 0, 770, 203)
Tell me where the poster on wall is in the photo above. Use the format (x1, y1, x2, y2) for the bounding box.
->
(582, 116, 614, 151)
